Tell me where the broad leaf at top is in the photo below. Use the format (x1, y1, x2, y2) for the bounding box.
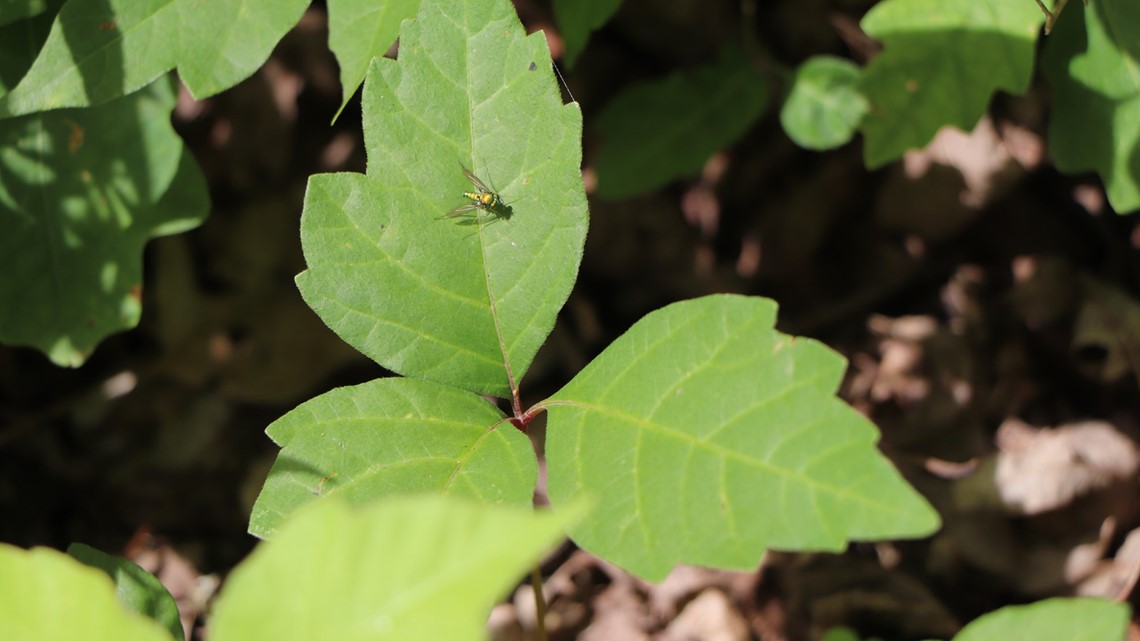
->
(0, 544, 172, 641)
(545, 294, 940, 581)
(297, 0, 588, 397)
(858, 0, 1043, 167)
(216, 496, 585, 641)
(1043, 0, 1140, 213)
(67, 543, 184, 641)
(954, 598, 1127, 641)
(326, 0, 421, 118)
(0, 0, 309, 117)
(552, 0, 622, 68)
(593, 56, 768, 198)
(0, 78, 207, 366)
(780, 55, 867, 151)
(248, 378, 536, 539)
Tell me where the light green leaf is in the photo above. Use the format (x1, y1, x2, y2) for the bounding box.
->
(1043, 0, 1140, 213)
(858, 0, 1043, 167)
(593, 56, 768, 198)
(0, 544, 172, 641)
(0, 77, 208, 366)
(545, 294, 940, 581)
(552, 0, 622, 68)
(297, 0, 587, 396)
(217, 496, 584, 641)
(0, 0, 309, 117)
(780, 55, 867, 150)
(248, 377, 536, 538)
(955, 598, 1127, 641)
(0, 0, 48, 28)
(327, 0, 420, 118)
(67, 543, 184, 641)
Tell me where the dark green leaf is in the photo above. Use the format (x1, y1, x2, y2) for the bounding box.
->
(0, 78, 207, 366)
(1043, 0, 1140, 213)
(594, 57, 768, 198)
(67, 543, 184, 641)
(552, 0, 622, 68)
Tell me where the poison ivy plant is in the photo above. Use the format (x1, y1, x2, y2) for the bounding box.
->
(593, 55, 768, 198)
(0, 0, 309, 117)
(857, 0, 1042, 167)
(780, 55, 867, 151)
(2, 496, 580, 641)
(0, 76, 207, 366)
(67, 543, 184, 641)
(1043, 0, 1140, 213)
(327, 0, 421, 118)
(552, 0, 622, 68)
(251, 0, 938, 584)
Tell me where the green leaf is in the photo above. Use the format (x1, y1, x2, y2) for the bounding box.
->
(248, 377, 537, 539)
(0, 0, 48, 28)
(593, 56, 768, 198)
(857, 0, 1043, 167)
(0, 544, 172, 641)
(0, 3, 56, 95)
(327, 0, 420, 118)
(67, 543, 184, 641)
(955, 598, 1127, 641)
(552, 0, 622, 68)
(217, 496, 584, 641)
(0, 78, 208, 366)
(1043, 0, 1140, 213)
(0, 0, 309, 117)
(780, 55, 867, 150)
(545, 294, 940, 581)
(297, 0, 587, 396)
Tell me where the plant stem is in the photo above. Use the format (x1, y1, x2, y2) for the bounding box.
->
(531, 565, 548, 641)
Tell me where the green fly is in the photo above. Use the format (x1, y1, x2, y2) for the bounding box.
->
(443, 163, 513, 226)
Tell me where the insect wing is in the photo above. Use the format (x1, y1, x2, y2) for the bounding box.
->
(460, 163, 490, 194)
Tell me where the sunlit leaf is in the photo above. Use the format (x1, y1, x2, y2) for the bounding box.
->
(327, 0, 420, 117)
(780, 55, 867, 150)
(218, 496, 585, 641)
(0, 544, 172, 641)
(858, 0, 1042, 167)
(0, 0, 309, 116)
(546, 294, 939, 580)
(249, 378, 536, 538)
(297, 0, 587, 396)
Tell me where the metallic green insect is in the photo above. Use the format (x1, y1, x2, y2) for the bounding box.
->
(444, 163, 512, 225)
